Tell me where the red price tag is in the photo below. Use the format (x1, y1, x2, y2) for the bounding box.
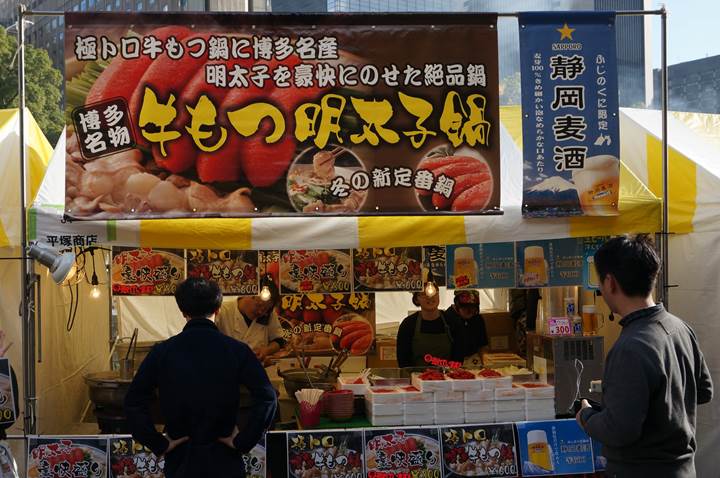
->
(547, 317, 572, 336)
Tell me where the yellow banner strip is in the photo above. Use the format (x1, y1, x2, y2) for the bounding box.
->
(139, 218, 252, 249)
(358, 215, 466, 248)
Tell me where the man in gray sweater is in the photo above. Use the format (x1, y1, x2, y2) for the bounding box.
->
(576, 235, 713, 477)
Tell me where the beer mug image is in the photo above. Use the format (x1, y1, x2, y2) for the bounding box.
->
(587, 256, 600, 288)
(572, 155, 620, 215)
(453, 246, 478, 288)
(523, 246, 548, 286)
(526, 429, 554, 473)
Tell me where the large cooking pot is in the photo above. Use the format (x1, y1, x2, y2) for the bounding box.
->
(278, 367, 337, 399)
(84, 371, 132, 408)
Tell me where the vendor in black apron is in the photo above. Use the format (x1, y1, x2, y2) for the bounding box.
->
(396, 290, 465, 368)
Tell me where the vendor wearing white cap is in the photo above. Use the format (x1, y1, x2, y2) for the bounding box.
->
(445, 290, 489, 358)
(216, 281, 286, 364)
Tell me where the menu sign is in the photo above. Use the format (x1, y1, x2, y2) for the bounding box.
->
(422, 246, 447, 288)
(244, 442, 267, 478)
(279, 293, 375, 355)
(364, 428, 442, 478)
(287, 430, 364, 478)
(447, 244, 481, 289)
(516, 419, 594, 476)
(0, 359, 15, 425)
(110, 437, 165, 478)
(478, 243, 515, 289)
(548, 238, 583, 287)
(65, 13, 500, 219)
(354, 248, 423, 292)
(280, 250, 353, 294)
(440, 424, 518, 478)
(28, 437, 109, 478)
(111, 247, 185, 295)
(187, 249, 259, 295)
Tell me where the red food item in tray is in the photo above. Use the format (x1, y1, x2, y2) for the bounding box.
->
(352, 377, 364, 384)
(477, 368, 502, 378)
(372, 389, 396, 393)
(419, 369, 445, 381)
(521, 382, 551, 388)
(401, 386, 420, 392)
(446, 369, 476, 380)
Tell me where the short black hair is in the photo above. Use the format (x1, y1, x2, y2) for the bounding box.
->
(174, 277, 223, 319)
(594, 234, 661, 297)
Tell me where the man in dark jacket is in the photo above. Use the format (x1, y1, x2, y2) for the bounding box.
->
(576, 235, 713, 477)
(125, 278, 277, 478)
(444, 290, 489, 359)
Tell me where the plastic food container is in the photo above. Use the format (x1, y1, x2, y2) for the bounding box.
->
(520, 383, 555, 399)
(481, 376, 513, 390)
(495, 399, 525, 412)
(436, 402, 464, 415)
(367, 413, 404, 426)
(495, 410, 526, 423)
(525, 398, 555, 412)
(365, 400, 404, 416)
(404, 413, 430, 426)
(434, 411, 465, 425)
(365, 387, 405, 404)
(405, 402, 435, 415)
(448, 377, 485, 392)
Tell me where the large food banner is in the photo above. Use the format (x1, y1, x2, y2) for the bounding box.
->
(64, 13, 500, 219)
(109, 437, 164, 478)
(28, 437, 108, 478)
(519, 12, 620, 217)
(111, 247, 185, 295)
(280, 250, 353, 294)
(353, 247, 423, 292)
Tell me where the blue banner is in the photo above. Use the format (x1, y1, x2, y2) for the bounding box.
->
(516, 419, 595, 476)
(478, 243, 516, 288)
(548, 238, 583, 287)
(520, 12, 620, 217)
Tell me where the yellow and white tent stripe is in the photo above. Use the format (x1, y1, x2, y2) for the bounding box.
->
(0, 109, 52, 248)
(30, 107, 672, 250)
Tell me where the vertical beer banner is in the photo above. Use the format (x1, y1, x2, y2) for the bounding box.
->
(519, 12, 620, 217)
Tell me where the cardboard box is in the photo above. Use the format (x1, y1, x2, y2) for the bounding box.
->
(483, 312, 517, 353)
(366, 336, 397, 368)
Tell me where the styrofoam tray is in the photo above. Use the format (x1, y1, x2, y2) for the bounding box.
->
(464, 411, 496, 424)
(495, 386, 526, 400)
(495, 410, 526, 422)
(481, 376, 512, 390)
(405, 402, 435, 415)
(494, 399, 525, 412)
(520, 383, 555, 399)
(400, 386, 435, 403)
(436, 402, 465, 415)
(525, 398, 555, 412)
(366, 401, 404, 416)
(368, 413, 404, 426)
(448, 377, 485, 392)
(464, 390, 494, 401)
(404, 413, 432, 425)
(365, 387, 405, 404)
(464, 401, 494, 413)
(337, 377, 369, 395)
(434, 390, 464, 402)
(434, 413, 465, 425)
(412, 373, 453, 392)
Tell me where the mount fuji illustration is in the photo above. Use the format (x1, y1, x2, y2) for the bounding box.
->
(524, 176, 580, 209)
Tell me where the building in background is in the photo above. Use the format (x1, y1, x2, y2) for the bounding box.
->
(653, 55, 720, 113)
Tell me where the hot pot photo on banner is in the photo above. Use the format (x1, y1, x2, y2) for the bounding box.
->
(64, 13, 500, 219)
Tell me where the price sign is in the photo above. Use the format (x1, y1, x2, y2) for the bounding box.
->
(547, 317, 572, 336)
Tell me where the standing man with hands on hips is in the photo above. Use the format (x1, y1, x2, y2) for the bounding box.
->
(576, 235, 713, 478)
(125, 277, 277, 478)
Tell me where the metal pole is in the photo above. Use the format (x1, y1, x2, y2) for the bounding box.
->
(660, 6, 670, 310)
(17, 2, 37, 435)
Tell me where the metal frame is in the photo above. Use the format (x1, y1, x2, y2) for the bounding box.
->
(16, 6, 671, 436)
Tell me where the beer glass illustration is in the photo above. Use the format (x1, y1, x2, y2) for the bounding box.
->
(527, 430, 554, 472)
(453, 246, 478, 288)
(523, 246, 548, 286)
(572, 155, 620, 215)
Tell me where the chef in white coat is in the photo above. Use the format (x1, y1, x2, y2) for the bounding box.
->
(216, 281, 286, 364)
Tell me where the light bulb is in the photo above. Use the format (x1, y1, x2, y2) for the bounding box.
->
(90, 285, 101, 299)
(424, 281, 438, 298)
(259, 285, 272, 302)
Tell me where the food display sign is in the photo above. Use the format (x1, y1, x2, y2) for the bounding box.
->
(280, 250, 352, 294)
(477, 243, 515, 289)
(515, 419, 594, 476)
(353, 248, 423, 292)
(111, 247, 185, 295)
(519, 12, 620, 217)
(28, 437, 109, 478)
(109, 437, 164, 478)
(287, 430, 364, 478)
(279, 293, 375, 355)
(64, 13, 500, 219)
(548, 238, 583, 287)
(422, 246, 447, 288)
(440, 424, 518, 478)
(244, 442, 267, 478)
(582, 236, 607, 290)
(0, 359, 16, 425)
(446, 244, 481, 289)
(259, 250, 281, 286)
(364, 428, 442, 478)
(187, 249, 259, 295)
